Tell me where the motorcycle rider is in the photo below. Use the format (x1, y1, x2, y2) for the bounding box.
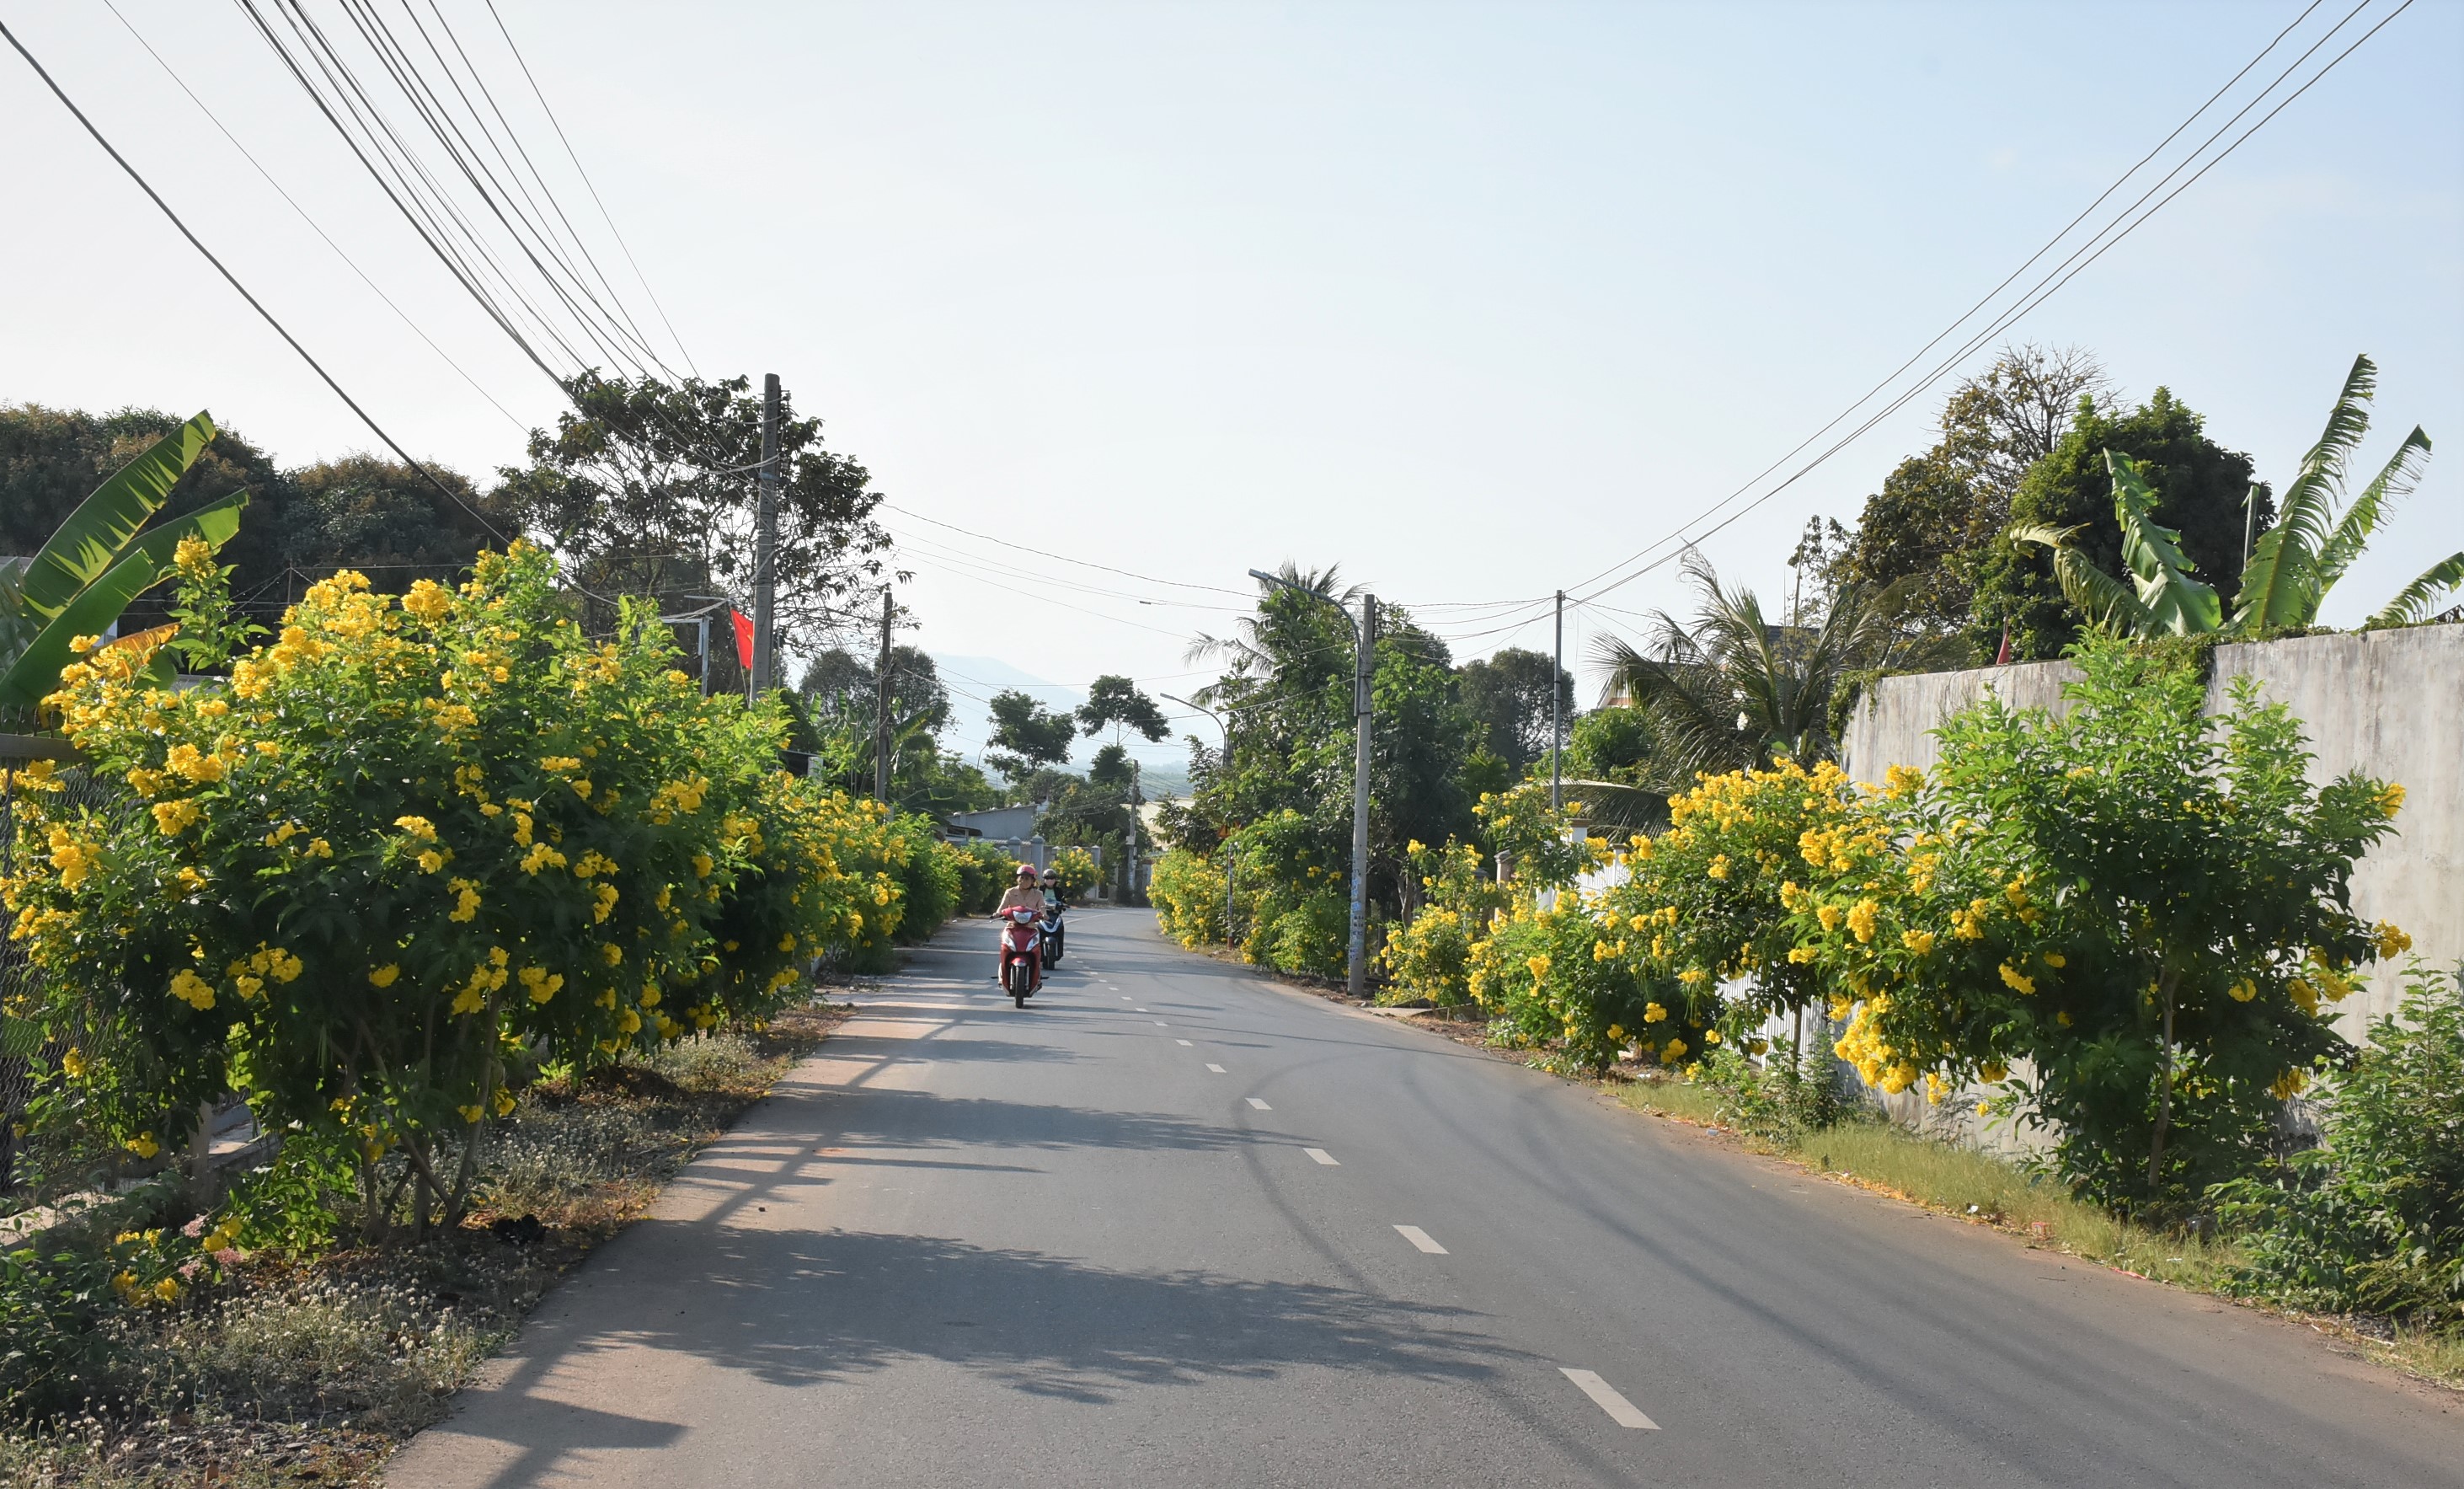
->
(995, 863, 1045, 982)
(1037, 867, 1066, 962)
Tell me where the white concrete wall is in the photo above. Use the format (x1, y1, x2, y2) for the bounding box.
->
(1841, 623, 2463, 1036)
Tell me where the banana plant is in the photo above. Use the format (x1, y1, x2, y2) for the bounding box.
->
(0, 411, 249, 714)
(2012, 355, 2461, 640)
(2012, 452, 2221, 638)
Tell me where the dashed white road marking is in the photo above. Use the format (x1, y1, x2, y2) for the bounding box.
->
(1175, 1038, 1193, 1046)
(1121, 996, 1134, 1002)
(1245, 1096, 1271, 1111)
(1303, 1148, 1339, 1165)
(1393, 1224, 1446, 1254)
(1135, 1006, 1149, 1012)
(1559, 1368, 1659, 1430)
(1206, 1063, 1227, 1074)
(1154, 1020, 1168, 1026)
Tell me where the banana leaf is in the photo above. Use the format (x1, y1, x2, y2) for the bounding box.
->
(2315, 426, 2433, 604)
(2008, 521, 2159, 636)
(0, 492, 247, 709)
(19, 411, 218, 619)
(2366, 552, 2464, 629)
(2109, 452, 2221, 635)
(2235, 356, 2376, 629)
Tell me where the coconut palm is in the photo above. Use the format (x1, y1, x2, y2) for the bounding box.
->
(2013, 355, 2460, 638)
(1588, 550, 1954, 796)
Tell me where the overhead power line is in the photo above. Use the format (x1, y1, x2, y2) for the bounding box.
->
(1, 14, 511, 544)
(1577, 0, 2404, 608)
(1571, 0, 2408, 607)
(100, 0, 527, 431)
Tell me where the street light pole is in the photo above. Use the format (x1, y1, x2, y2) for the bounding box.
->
(1248, 569, 1374, 999)
(1164, 694, 1237, 946)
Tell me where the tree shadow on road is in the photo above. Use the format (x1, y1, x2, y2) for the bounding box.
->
(565, 1228, 1531, 1406)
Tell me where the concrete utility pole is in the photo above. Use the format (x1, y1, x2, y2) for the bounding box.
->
(1127, 758, 1142, 904)
(1348, 593, 1376, 999)
(1247, 569, 1375, 997)
(1550, 588, 1564, 811)
(873, 586, 895, 801)
(748, 372, 781, 700)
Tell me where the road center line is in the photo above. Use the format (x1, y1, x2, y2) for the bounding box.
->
(1304, 1147, 1339, 1165)
(1393, 1224, 1446, 1254)
(1246, 1096, 1271, 1111)
(1559, 1368, 1659, 1430)
(1206, 1063, 1227, 1073)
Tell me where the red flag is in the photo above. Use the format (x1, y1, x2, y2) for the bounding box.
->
(1994, 623, 2012, 667)
(730, 608, 755, 668)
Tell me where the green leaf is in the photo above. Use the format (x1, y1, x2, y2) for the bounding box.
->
(2365, 551, 2464, 629)
(2108, 452, 2221, 635)
(2009, 520, 2158, 636)
(19, 411, 218, 620)
(2235, 355, 2375, 629)
(0, 493, 249, 706)
(2315, 426, 2432, 604)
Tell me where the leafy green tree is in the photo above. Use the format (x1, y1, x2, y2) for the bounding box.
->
(493, 371, 889, 644)
(2011, 356, 2460, 640)
(1077, 674, 1169, 747)
(1457, 646, 1574, 774)
(1971, 386, 2269, 659)
(984, 689, 1076, 780)
(1837, 345, 2114, 642)
(1176, 565, 1481, 954)
(1590, 551, 1951, 793)
(276, 456, 507, 592)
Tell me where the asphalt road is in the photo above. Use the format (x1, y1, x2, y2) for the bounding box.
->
(388, 908, 2464, 1488)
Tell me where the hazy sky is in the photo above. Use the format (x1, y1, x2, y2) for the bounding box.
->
(6, 1, 2459, 752)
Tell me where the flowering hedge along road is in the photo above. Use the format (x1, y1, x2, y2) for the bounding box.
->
(4, 543, 911, 1220)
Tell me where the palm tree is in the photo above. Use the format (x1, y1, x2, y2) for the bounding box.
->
(2014, 355, 2460, 637)
(1587, 551, 1953, 798)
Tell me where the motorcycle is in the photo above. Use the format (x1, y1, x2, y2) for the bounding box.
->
(1037, 897, 1066, 969)
(998, 906, 1043, 1006)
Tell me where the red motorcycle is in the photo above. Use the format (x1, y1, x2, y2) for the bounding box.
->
(998, 906, 1043, 1006)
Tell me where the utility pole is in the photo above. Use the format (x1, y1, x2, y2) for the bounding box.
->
(748, 372, 781, 700)
(1347, 593, 1376, 999)
(873, 585, 894, 801)
(1550, 588, 1564, 812)
(1247, 569, 1375, 998)
(1127, 758, 1142, 904)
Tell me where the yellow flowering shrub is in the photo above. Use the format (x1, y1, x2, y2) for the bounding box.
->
(1150, 847, 1227, 949)
(1785, 638, 2410, 1210)
(2, 544, 897, 1224)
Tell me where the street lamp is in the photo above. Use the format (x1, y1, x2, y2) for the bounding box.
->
(1163, 694, 1238, 947)
(1245, 568, 1376, 1001)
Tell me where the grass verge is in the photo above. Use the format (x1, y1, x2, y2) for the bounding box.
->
(0, 998, 851, 1487)
(1611, 1070, 2463, 1393)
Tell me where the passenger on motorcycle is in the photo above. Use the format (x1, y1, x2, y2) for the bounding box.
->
(994, 864, 1045, 981)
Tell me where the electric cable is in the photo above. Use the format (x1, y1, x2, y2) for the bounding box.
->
(483, 0, 698, 378)
(99, 0, 528, 432)
(882, 503, 1253, 597)
(1, 15, 513, 545)
(1575, 0, 2409, 605)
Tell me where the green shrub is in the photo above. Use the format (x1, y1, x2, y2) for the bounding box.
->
(949, 839, 1015, 916)
(2214, 961, 2464, 1325)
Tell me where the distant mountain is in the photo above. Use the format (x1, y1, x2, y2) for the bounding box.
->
(932, 654, 1195, 798)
